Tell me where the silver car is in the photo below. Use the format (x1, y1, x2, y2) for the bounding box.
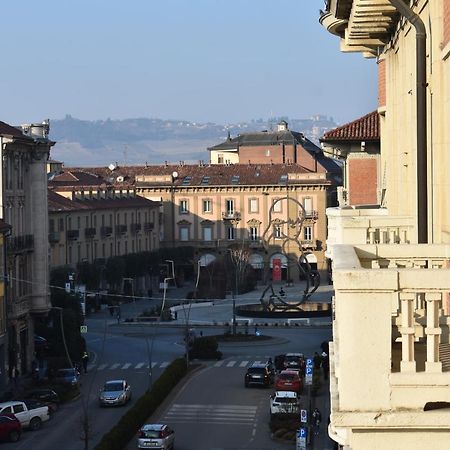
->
(98, 380, 131, 406)
(138, 424, 174, 450)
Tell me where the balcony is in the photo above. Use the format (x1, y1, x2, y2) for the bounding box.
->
(116, 225, 127, 235)
(330, 243, 450, 445)
(144, 222, 154, 232)
(66, 229, 79, 241)
(7, 297, 30, 319)
(131, 223, 142, 234)
(222, 211, 241, 221)
(326, 206, 414, 259)
(48, 232, 60, 244)
(84, 227, 96, 239)
(7, 234, 34, 253)
(100, 226, 113, 238)
(304, 210, 318, 221)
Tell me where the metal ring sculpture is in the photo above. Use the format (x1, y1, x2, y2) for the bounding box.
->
(260, 196, 320, 310)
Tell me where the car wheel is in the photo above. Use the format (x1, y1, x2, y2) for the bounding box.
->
(29, 417, 42, 431)
(9, 430, 20, 442)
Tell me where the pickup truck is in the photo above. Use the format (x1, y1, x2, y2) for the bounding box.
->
(0, 400, 50, 430)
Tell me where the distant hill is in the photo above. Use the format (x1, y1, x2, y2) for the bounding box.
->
(49, 114, 337, 167)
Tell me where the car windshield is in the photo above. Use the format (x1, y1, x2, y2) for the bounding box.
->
(248, 368, 265, 374)
(275, 397, 296, 404)
(105, 382, 123, 391)
(141, 430, 161, 438)
(279, 373, 296, 381)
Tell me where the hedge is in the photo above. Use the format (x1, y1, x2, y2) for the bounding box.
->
(94, 358, 187, 450)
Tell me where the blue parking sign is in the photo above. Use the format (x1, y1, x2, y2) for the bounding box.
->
(298, 427, 307, 438)
(306, 358, 313, 367)
(306, 366, 313, 375)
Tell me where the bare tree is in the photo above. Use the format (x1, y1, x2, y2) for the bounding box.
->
(228, 243, 251, 295)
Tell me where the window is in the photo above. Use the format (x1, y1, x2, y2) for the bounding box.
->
(304, 226, 313, 242)
(59, 218, 64, 231)
(265, 149, 271, 157)
(85, 216, 88, 227)
(227, 226, 235, 240)
(124, 213, 128, 224)
(249, 227, 258, 241)
(249, 198, 258, 213)
(77, 216, 81, 229)
(203, 199, 212, 213)
(180, 226, 189, 241)
(225, 199, 234, 214)
(304, 198, 313, 216)
(93, 215, 97, 227)
(274, 225, 282, 239)
(218, 153, 224, 164)
(201, 176, 210, 185)
(102, 243, 105, 258)
(203, 227, 212, 241)
(49, 219, 55, 233)
(180, 200, 189, 214)
(273, 198, 282, 213)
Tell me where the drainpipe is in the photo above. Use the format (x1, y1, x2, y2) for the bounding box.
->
(387, 0, 427, 243)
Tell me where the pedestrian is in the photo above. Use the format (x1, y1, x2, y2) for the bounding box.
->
(322, 352, 330, 380)
(312, 407, 322, 436)
(82, 351, 89, 373)
(117, 311, 121, 324)
(313, 351, 321, 369)
(279, 287, 285, 297)
(11, 366, 19, 388)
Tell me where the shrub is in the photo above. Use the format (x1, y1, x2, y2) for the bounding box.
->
(189, 336, 222, 360)
(94, 358, 187, 450)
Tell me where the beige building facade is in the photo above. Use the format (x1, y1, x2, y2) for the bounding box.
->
(321, 1, 450, 449)
(72, 162, 340, 282)
(48, 171, 161, 269)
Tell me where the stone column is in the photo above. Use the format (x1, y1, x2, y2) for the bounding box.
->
(399, 293, 416, 372)
(425, 292, 442, 373)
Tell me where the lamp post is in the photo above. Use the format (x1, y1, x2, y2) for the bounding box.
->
(165, 259, 176, 287)
(51, 306, 73, 369)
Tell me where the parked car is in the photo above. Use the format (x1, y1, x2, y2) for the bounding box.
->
(244, 363, 275, 388)
(283, 353, 305, 374)
(0, 400, 50, 431)
(25, 389, 60, 413)
(270, 391, 300, 416)
(275, 370, 303, 393)
(138, 424, 175, 450)
(0, 413, 22, 442)
(99, 379, 132, 406)
(54, 368, 81, 387)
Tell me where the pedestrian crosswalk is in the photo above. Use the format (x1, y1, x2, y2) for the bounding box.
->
(87, 356, 274, 372)
(162, 403, 258, 425)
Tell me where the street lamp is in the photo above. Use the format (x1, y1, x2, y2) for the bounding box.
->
(165, 260, 176, 287)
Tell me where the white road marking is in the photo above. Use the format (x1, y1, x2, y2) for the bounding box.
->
(239, 361, 248, 367)
(214, 360, 224, 367)
(135, 362, 146, 369)
(97, 364, 108, 370)
(122, 363, 132, 369)
(226, 361, 236, 367)
(110, 363, 121, 370)
(160, 362, 169, 368)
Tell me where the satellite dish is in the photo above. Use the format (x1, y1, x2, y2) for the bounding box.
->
(108, 163, 117, 171)
(172, 171, 179, 179)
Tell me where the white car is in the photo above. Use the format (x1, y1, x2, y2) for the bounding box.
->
(138, 424, 174, 450)
(270, 391, 300, 416)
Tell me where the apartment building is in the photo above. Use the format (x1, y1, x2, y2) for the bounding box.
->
(73, 161, 340, 282)
(0, 120, 53, 378)
(320, 111, 380, 207)
(48, 170, 161, 269)
(320, 1, 450, 449)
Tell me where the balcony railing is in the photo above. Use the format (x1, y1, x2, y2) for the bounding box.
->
(304, 210, 318, 220)
(100, 226, 113, 238)
(326, 206, 414, 259)
(84, 227, 96, 239)
(222, 211, 241, 221)
(144, 222, 154, 232)
(67, 229, 79, 241)
(131, 223, 142, 234)
(7, 234, 34, 253)
(7, 297, 30, 319)
(116, 225, 127, 235)
(48, 232, 60, 244)
(332, 243, 450, 414)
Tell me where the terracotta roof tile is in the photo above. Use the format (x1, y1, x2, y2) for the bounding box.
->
(321, 111, 379, 142)
(48, 189, 158, 212)
(62, 162, 340, 188)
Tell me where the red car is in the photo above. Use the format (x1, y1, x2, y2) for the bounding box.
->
(0, 413, 22, 442)
(275, 370, 303, 394)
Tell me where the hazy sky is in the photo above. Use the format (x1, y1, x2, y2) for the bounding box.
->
(1, 0, 377, 126)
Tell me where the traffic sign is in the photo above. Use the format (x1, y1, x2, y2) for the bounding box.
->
(300, 409, 308, 423)
(306, 366, 313, 375)
(306, 358, 313, 367)
(80, 325, 88, 333)
(65, 282, 71, 293)
(296, 427, 307, 450)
